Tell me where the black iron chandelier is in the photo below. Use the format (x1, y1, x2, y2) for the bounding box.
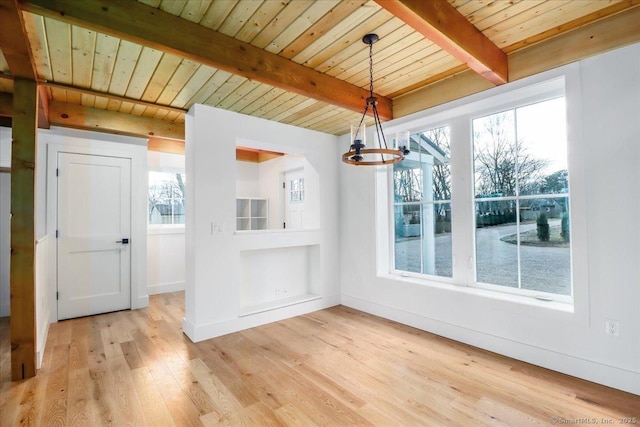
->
(342, 34, 409, 166)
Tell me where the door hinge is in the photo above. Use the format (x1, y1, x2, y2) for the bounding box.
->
(283, 222, 286, 229)
(55, 230, 59, 238)
(56, 168, 59, 177)
(282, 182, 285, 189)
(56, 291, 59, 300)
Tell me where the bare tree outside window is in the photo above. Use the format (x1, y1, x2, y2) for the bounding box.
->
(473, 97, 571, 296)
(148, 172, 185, 224)
(473, 111, 549, 198)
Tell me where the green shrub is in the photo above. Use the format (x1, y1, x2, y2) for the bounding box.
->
(561, 212, 570, 242)
(537, 212, 550, 242)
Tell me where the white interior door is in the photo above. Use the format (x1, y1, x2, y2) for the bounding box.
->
(57, 152, 131, 320)
(283, 168, 304, 230)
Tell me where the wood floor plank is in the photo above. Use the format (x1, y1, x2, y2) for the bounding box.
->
(200, 353, 260, 408)
(120, 340, 144, 370)
(1, 292, 639, 426)
(66, 367, 100, 427)
(41, 343, 70, 427)
(129, 367, 177, 427)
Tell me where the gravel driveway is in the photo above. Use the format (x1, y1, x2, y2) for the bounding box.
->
(395, 220, 572, 295)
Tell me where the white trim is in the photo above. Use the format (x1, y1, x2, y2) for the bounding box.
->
(148, 281, 185, 295)
(44, 127, 149, 322)
(341, 293, 640, 395)
(183, 294, 340, 342)
(376, 63, 586, 319)
(35, 235, 51, 369)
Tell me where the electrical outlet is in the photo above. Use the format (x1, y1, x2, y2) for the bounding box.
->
(274, 288, 288, 298)
(605, 319, 620, 336)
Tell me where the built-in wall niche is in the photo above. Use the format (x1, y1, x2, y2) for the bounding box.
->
(236, 145, 319, 231)
(236, 198, 268, 230)
(239, 244, 321, 315)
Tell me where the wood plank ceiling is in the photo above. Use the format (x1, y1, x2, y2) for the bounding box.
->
(1, 0, 640, 140)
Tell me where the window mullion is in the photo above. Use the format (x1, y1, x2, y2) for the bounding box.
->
(513, 109, 522, 289)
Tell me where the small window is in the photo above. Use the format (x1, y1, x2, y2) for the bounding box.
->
(148, 171, 185, 225)
(290, 178, 304, 202)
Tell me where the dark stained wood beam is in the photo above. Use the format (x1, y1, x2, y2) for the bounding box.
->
(49, 101, 184, 140)
(374, 0, 508, 85)
(20, 0, 393, 120)
(10, 78, 38, 380)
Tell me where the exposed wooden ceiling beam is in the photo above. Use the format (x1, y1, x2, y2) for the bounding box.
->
(0, 74, 187, 117)
(393, 5, 640, 118)
(20, 0, 393, 121)
(37, 85, 49, 129)
(2, 94, 184, 139)
(48, 100, 184, 140)
(374, 0, 508, 85)
(0, 0, 49, 128)
(0, 0, 37, 80)
(148, 137, 184, 155)
(0, 92, 13, 117)
(43, 81, 187, 115)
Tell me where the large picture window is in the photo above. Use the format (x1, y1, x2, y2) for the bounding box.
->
(473, 97, 571, 296)
(385, 76, 574, 302)
(393, 126, 451, 278)
(148, 171, 185, 225)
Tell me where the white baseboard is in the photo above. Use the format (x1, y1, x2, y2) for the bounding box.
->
(132, 295, 149, 310)
(37, 309, 50, 370)
(341, 294, 640, 396)
(148, 281, 185, 295)
(185, 294, 341, 342)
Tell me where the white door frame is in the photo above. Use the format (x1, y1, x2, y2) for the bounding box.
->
(44, 129, 148, 323)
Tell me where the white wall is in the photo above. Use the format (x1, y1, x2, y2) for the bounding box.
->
(184, 105, 340, 341)
(147, 151, 186, 295)
(236, 161, 260, 197)
(339, 43, 640, 395)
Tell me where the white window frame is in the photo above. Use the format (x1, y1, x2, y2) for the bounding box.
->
(390, 125, 453, 281)
(148, 168, 186, 230)
(376, 63, 589, 314)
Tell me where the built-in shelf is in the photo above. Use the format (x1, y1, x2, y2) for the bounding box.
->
(240, 293, 321, 317)
(236, 198, 268, 230)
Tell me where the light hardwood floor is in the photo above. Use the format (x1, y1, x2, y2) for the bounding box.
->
(1, 292, 638, 426)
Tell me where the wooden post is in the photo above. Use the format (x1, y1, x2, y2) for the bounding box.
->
(10, 78, 38, 380)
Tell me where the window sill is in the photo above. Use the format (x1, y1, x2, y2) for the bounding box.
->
(147, 224, 185, 235)
(380, 272, 574, 314)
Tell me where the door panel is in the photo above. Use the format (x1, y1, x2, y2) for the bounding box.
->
(284, 169, 304, 230)
(57, 153, 131, 320)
